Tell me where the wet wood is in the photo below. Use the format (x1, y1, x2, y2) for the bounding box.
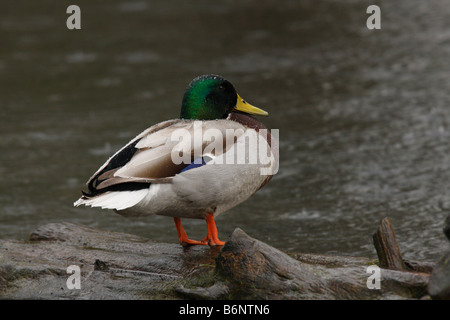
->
(0, 221, 435, 300)
(211, 228, 429, 299)
(373, 217, 406, 271)
(1, 222, 220, 299)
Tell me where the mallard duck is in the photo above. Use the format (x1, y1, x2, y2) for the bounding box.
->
(74, 74, 278, 246)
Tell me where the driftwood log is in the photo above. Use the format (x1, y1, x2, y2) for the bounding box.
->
(0, 221, 437, 300)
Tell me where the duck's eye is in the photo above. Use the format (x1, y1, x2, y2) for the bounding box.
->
(218, 85, 225, 91)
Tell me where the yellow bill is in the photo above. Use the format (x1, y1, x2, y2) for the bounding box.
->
(234, 94, 269, 116)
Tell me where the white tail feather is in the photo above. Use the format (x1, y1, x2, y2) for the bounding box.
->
(73, 189, 148, 211)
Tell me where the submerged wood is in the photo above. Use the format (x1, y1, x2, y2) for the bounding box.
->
(0, 222, 433, 300)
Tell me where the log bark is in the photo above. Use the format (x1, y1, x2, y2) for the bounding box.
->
(373, 217, 406, 271)
(0, 222, 219, 299)
(0, 222, 433, 300)
(211, 228, 429, 299)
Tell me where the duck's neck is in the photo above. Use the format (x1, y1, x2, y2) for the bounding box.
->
(228, 112, 267, 132)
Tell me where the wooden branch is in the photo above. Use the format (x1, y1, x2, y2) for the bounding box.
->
(373, 217, 406, 271)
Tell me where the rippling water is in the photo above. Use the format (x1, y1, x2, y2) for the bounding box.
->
(1, 0, 450, 261)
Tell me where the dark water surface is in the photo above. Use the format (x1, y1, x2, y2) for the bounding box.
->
(1, 0, 450, 261)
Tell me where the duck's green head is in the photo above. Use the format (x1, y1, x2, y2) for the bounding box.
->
(180, 74, 268, 120)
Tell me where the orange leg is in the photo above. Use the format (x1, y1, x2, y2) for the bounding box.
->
(173, 217, 206, 246)
(202, 213, 225, 246)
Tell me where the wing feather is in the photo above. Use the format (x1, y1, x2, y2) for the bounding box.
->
(81, 119, 246, 197)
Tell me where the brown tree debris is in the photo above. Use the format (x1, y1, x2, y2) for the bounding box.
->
(373, 217, 406, 271)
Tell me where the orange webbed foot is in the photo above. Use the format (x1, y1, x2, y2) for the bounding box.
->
(203, 213, 225, 246)
(180, 238, 208, 247)
(174, 214, 225, 247)
(174, 217, 207, 246)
